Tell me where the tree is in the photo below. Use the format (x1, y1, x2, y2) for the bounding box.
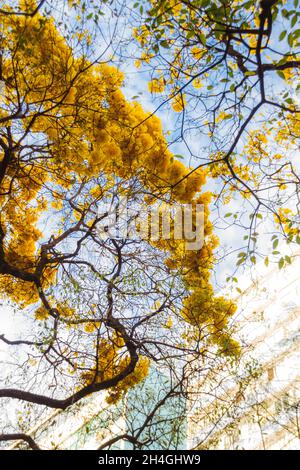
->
(129, 0, 300, 270)
(0, 1, 238, 449)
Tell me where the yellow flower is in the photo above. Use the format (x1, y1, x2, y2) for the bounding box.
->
(193, 78, 203, 89)
(35, 305, 49, 321)
(191, 46, 204, 60)
(171, 93, 186, 112)
(164, 317, 173, 329)
(148, 77, 165, 93)
(51, 199, 63, 210)
(84, 322, 98, 333)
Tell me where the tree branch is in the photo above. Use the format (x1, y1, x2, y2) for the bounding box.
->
(0, 433, 40, 450)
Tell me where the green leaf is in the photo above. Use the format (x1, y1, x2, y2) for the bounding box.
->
(174, 154, 184, 160)
(288, 32, 294, 47)
(277, 70, 286, 80)
(244, 0, 253, 8)
(291, 15, 298, 28)
(279, 30, 287, 41)
(199, 32, 206, 46)
(160, 40, 170, 49)
(279, 258, 285, 269)
(187, 30, 195, 39)
(294, 29, 300, 39)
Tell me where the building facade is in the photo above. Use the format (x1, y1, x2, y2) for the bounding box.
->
(187, 251, 300, 450)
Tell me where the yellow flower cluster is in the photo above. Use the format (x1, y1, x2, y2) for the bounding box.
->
(80, 337, 149, 404)
(160, 192, 239, 354)
(274, 207, 298, 236)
